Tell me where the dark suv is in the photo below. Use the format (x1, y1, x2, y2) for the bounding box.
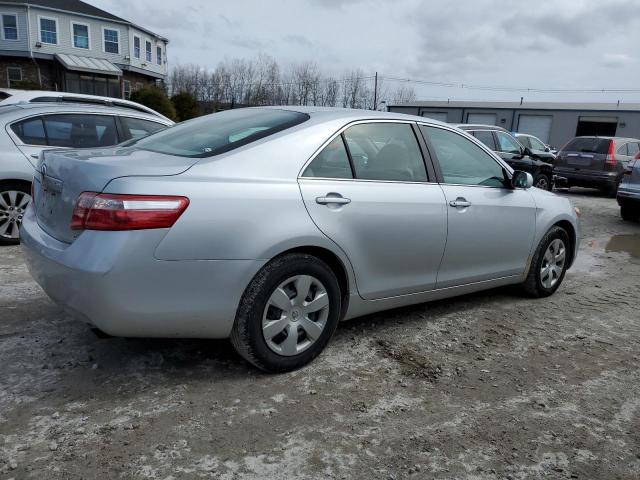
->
(554, 136, 640, 196)
(456, 124, 555, 190)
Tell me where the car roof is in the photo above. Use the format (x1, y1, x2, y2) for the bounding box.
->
(0, 102, 173, 123)
(259, 105, 452, 127)
(454, 124, 508, 132)
(0, 89, 171, 121)
(571, 136, 640, 142)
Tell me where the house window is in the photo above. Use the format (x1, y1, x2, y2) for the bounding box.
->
(7, 67, 22, 87)
(39, 17, 57, 44)
(156, 46, 162, 65)
(123, 80, 131, 99)
(133, 36, 140, 59)
(103, 28, 119, 54)
(145, 40, 152, 62)
(2, 14, 18, 40)
(72, 23, 89, 49)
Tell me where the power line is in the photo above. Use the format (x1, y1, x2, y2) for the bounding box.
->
(380, 75, 640, 94)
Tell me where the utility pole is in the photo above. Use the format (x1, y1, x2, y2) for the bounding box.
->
(373, 72, 378, 111)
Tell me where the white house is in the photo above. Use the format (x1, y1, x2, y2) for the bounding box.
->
(0, 0, 168, 98)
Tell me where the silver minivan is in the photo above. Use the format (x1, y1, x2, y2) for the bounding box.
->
(0, 102, 173, 244)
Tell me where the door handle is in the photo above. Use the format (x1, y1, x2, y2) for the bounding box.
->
(316, 195, 351, 205)
(449, 198, 471, 208)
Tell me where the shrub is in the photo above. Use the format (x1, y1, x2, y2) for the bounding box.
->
(130, 86, 176, 120)
(171, 91, 199, 122)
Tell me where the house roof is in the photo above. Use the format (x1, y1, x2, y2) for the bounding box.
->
(388, 100, 640, 112)
(0, 0, 167, 41)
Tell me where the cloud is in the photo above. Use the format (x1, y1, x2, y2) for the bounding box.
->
(284, 34, 313, 48)
(602, 53, 634, 68)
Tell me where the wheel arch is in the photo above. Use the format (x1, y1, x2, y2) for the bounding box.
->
(553, 219, 577, 267)
(0, 178, 32, 190)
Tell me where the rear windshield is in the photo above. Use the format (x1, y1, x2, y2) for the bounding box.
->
(133, 109, 309, 158)
(563, 137, 611, 154)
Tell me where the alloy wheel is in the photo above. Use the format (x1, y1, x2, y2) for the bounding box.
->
(262, 275, 330, 356)
(0, 190, 31, 240)
(540, 239, 566, 289)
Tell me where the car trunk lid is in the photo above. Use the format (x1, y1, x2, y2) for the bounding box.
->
(556, 137, 613, 171)
(33, 147, 198, 244)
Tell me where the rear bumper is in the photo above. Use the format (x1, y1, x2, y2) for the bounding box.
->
(20, 206, 266, 338)
(553, 168, 618, 188)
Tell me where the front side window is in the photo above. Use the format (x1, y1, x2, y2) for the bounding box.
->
(495, 131, 523, 154)
(72, 23, 89, 49)
(2, 14, 17, 40)
(471, 130, 496, 150)
(11, 117, 47, 145)
(529, 136, 546, 150)
(302, 136, 353, 179)
(421, 126, 506, 188)
(343, 123, 427, 182)
(133, 36, 141, 58)
(156, 46, 162, 65)
(121, 117, 167, 140)
(145, 40, 152, 62)
(103, 28, 119, 54)
(42, 114, 119, 148)
(133, 109, 309, 158)
(39, 17, 57, 44)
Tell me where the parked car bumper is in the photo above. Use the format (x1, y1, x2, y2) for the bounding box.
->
(553, 168, 618, 189)
(20, 206, 265, 338)
(617, 185, 640, 207)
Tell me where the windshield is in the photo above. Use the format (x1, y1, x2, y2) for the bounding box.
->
(133, 108, 309, 158)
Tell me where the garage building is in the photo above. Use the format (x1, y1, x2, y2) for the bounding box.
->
(387, 101, 640, 149)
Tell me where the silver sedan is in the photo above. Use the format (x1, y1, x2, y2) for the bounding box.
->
(20, 107, 580, 372)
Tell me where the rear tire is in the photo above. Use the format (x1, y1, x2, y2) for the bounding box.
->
(621, 205, 639, 222)
(231, 253, 342, 373)
(0, 182, 32, 246)
(521, 226, 571, 298)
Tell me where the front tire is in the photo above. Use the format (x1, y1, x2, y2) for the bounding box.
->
(0, 182, 32, 246)
(521, 226, 571, 298)
(231, 253, 342, 372)
(533, 173, 551, 191)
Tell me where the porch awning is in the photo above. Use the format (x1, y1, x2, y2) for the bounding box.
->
(55, 54, 122, 77)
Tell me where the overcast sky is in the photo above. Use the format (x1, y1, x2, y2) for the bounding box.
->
(92, 0, 640, 103)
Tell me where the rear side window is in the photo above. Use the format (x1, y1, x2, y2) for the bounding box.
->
(628, 143, 640, 156)
(617, 143, 629, 155)
(471, 130, 497, 150)
(133, 109, 309, 158)
(343, 123, 427, 182)
(302, 136, 353, 179)
(43, 114, 119, 148)
(11, 117, 47, 145)
(121, 117, 166, 140)
(563, 137, 611, 154)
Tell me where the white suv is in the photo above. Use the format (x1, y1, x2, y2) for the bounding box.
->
(0, 102, 173, 244)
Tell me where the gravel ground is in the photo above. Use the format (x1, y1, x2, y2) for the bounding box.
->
(1, 189, 639, 480)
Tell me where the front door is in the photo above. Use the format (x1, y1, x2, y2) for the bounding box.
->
(299, 122, 448, 300)
(419, 125, 537, 288)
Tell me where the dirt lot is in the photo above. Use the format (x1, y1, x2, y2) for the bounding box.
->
(1, 189, 639, 480)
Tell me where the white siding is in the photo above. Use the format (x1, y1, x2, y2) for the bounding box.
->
(23, 7, 166, 77)
(128, 26, 167, 77)
(0, 5, 28, 52)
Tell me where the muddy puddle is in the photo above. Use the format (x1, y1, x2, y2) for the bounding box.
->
(573, 234, 640, 274)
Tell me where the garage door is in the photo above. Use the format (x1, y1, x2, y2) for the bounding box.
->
(421, 111, 448, 122)
(517, 115, 553, 144)
(466, 113, 497, 125)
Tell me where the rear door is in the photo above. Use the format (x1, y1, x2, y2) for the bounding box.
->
(419, 125, 536, 288)
(299, 121, 448, 300)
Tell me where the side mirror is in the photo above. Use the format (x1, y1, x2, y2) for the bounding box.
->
(544, 146, 551, 152)
(512, 170, 533, 189)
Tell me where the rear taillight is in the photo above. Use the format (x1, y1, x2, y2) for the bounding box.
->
(71, 193, 189, 231)
(635, 152, 640, 160)
(605, 140, 616, 169)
